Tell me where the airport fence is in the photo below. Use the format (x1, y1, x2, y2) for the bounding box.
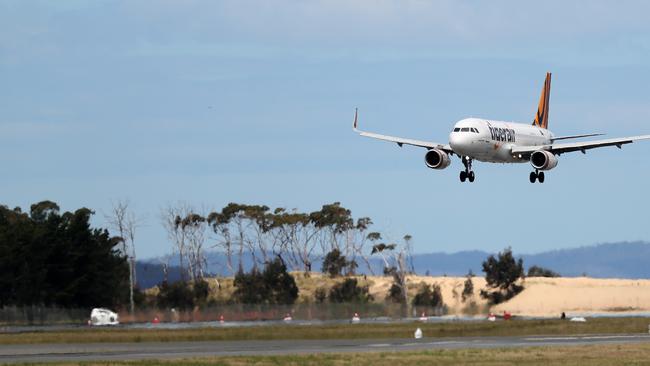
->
(0, 303, 451, 326)
(122, 303, 450, 323)
(0, 306, 89, 326)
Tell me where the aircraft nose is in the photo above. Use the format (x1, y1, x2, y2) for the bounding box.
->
(449, 131, 469, 153)
(449, 132, 463, 149)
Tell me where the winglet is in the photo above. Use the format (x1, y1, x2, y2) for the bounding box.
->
(353, 108, 359, 132)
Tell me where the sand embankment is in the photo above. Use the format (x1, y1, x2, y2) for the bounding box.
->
(175, 274, 650, 318)
(384, 275, 650, 317)
(491, 277, 650, 317)
(364, 275, 650, 317)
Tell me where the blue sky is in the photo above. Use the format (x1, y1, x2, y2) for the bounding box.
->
(1, 1, 650, 259)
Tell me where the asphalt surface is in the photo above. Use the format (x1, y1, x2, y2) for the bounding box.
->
(1, 333, 650, 363)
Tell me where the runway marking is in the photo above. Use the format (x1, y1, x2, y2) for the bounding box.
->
(395, 341, 466, 348)
(525, 335, 649, 342)
(524, 337, 579, 341)
(581, 335, 649, 340)
(368, 344, 391, 347)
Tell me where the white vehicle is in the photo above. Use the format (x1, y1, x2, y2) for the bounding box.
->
(353, 73, 650, 183)
(89, 308, 119, 326)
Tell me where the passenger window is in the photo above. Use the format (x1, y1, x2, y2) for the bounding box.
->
(453, 128, 460, 132)
(461, 127, 469, 132)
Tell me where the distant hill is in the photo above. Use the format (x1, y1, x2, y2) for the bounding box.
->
(413, 241, 650, 278)
(135, 262, 183, 289)
(136, 241, 650, 287)
(522, 241, 650, 278)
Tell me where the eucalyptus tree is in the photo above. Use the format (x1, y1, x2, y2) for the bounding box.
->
(371, 238, 410, 311)
(272, 208, 319, 273)
(348, 217, 373, 275)
(106, 199, 143, 314)
(179, 212, 208, 281)
(403, 234, 414, 273)
(207, 209, 234, 275)
(369, 238, 396, 272)
(208, 203, 270, 274)
(161, 202, 191, 281)
(309, 202, 354, 254)
(242, 204, 272, 267)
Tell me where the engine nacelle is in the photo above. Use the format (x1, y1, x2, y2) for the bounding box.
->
(424, 149, 451, 170)
(530, 150, 559, 170)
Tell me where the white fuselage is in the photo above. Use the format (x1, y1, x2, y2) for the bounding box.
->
(449, 118, 555, 163)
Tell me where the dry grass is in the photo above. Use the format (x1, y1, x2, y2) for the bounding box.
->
(12, 344, 650, 365)
(2, 317, 649, 345)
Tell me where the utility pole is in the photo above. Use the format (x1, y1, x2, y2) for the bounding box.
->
(129, 256, 135, 314)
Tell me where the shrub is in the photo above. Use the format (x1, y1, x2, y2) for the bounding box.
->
(461, 271, 474, 302)
(328, 278, 373, 303)
(527, 265, 560, 278)
(412, 282, 444, 308)
(480, 247, 524, 304)
(386, 283, 404, 303)
(193, 280, 210, 305)
(263, 257, 299, 304)
(232, 268, 266, 304)
(157, 281, 195, 310)
(314, 287, 327, 303)
(232, 257, 299, 304)
(322, 249, 348, 278)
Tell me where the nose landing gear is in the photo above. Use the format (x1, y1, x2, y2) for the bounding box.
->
(529, 170, 545, 183)
(460, 157, 475, 183)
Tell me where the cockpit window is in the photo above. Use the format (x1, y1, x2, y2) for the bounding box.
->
(470, 128, 477, 133)
(453, 128, 460, 132)
(461, 127, 470, 132)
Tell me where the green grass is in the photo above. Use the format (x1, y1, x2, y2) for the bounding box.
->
(1, 317, 649, 345)
(10, 344, 650, 365)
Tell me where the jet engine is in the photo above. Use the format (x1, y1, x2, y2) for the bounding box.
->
(424, 149, 451, 170)
(530, 150, 558, 170)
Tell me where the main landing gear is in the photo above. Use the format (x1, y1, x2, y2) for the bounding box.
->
(459, 157, 475, 183)
(529, 169, 545, 184)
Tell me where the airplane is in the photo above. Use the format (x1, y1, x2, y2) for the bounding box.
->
(353, 72, 650, 183)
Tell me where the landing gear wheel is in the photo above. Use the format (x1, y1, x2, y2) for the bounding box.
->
(529, 171, 537, 183)
(461, 157, 475, 183)
(538, 171, 545, 183)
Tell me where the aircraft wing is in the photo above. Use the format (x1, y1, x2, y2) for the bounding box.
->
(511, 135, 650, 157)
(353, 109, 452, 152)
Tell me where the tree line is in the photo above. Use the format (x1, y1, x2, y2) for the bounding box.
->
(160, 201, 412, 281)
(0, 200, 560, 312)
(0, 201, 129, 309)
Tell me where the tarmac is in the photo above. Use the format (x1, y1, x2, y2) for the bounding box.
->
(1, 333, 650, 363)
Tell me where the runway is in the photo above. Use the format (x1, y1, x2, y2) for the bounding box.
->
(1, 333, 649, 363)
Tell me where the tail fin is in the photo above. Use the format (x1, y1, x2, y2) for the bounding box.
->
(533, 72, 551, 129)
